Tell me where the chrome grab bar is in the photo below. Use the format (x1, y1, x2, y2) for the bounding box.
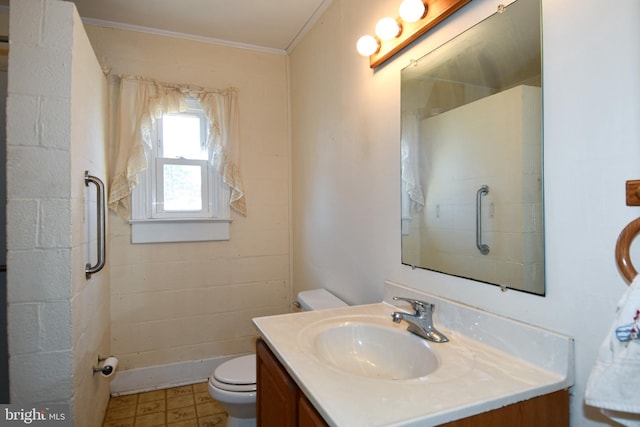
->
(476, 185, 490, 255)
(85, 171, 106, 279)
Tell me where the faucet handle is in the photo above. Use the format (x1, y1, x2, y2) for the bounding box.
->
(392, 296, 433, 315)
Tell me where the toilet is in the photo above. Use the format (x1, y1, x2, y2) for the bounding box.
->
(208, 289, 347, 427)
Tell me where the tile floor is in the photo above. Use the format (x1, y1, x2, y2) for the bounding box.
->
(102, 382, 228, 427)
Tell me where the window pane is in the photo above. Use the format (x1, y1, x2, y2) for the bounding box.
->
(163, 164, 202, 211)
(162, 114, 207, 160)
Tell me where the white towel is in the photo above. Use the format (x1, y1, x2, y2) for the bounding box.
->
(585, 274, 640, 425)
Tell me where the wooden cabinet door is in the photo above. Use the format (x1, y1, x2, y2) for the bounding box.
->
(257, 338, 299, 427)
(439, 389, 569, 427)
(298, 394, 329, 427)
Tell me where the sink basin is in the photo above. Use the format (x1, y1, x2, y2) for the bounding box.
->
(314, 323, 438, 380)
(299, 315, 440, 380)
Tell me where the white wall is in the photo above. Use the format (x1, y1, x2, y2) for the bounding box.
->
(70, 7, 110, 426)
(7, 0, 110, 424)
(85, 26, 291, 374)
(290, 0, 640, 425)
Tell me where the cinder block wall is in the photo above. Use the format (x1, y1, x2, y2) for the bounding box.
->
(7, 0, 76, 405)
(7, 1, 110, 424)
(86, 25, 292, 375)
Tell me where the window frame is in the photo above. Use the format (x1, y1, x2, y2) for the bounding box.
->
(129, 98, 231, 244)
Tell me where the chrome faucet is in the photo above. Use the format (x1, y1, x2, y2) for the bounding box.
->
(391, 297, 449, 343)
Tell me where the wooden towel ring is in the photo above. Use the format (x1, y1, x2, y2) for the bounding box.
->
(615, 216, 640, 283)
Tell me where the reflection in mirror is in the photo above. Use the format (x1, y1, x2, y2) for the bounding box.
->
(401, 0, 544, 295)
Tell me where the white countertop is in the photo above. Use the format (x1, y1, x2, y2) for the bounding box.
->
(253, 281, 574, 426)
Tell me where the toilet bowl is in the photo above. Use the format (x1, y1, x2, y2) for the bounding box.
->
(208, 354, 256, 427)
(208, 289, 347, 427)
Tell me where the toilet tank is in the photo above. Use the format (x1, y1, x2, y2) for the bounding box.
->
(296, 289, 348, 311)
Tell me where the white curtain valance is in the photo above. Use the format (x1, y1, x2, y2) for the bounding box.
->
(108, 75, 246, 219)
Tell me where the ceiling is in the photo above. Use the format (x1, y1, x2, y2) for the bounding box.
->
(1, 0, 333, 53)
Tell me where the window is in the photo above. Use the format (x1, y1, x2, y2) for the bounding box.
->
(130, 98, 231, 243)
(154, 103, 209, 217)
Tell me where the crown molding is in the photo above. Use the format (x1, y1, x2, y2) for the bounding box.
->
(81, 17, 288, 56)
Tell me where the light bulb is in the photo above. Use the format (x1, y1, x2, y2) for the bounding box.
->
(399, 0, 426, 23)
(375, 17, 401, 40)
(356, 35, 379, 56)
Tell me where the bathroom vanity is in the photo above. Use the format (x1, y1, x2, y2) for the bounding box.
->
(257, 339, 567, 427)
(253, 282, 573, 426)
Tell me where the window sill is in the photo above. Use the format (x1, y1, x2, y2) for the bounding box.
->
(129, 218, 232, 244)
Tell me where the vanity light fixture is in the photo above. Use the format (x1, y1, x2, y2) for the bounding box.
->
(357, 0, 472, 68)
(399, 0, 427, 23)
(356, 35, 380, 56)
(375, 17, 402, 40)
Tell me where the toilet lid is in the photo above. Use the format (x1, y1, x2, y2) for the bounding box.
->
(210, 376, 256, 393)
(214, 354, 256, 386)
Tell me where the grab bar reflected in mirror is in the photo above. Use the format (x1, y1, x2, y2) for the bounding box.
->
(476, 185, 490, 255)
(85, 171, 106, 279)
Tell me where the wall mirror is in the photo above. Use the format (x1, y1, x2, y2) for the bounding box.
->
(401, 0, 544, 295)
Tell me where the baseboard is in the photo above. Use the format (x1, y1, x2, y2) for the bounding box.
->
(109, 354, 247, 396)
